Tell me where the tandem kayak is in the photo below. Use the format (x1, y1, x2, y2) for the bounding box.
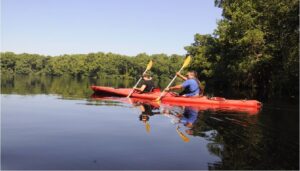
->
(90, 86, 262, 114)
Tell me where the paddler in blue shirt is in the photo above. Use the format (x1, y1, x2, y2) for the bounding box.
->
(166, 70, 201, 97)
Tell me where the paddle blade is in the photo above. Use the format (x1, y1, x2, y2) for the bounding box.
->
(145, 122, 150, 133)
(146, 60, 153, 71)
(182, 56, 191, 69)
(176, 127, 190, 142)
(154, 98, 161, 102)
(155, 100, 161, 105)
(179, 133, 190, 142)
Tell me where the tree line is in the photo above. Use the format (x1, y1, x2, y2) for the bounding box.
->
(185, 0, 298, 99)
(0, 52, 184, 80)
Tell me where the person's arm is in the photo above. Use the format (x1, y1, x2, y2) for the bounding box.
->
(139, 105, 145, 112)
(166, 84, 183, 91)
(176, 72, 187, 81)
(135, 85, 146, 92)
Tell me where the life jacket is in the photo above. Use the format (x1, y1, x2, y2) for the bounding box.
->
(193, 78, 205, 96)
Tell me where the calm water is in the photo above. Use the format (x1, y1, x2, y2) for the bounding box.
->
(1, 75, 299, 170)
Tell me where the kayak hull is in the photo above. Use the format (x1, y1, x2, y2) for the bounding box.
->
(90, 86, 262, 114)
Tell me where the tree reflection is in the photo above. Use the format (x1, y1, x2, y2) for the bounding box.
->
(1, 74, 135, 98)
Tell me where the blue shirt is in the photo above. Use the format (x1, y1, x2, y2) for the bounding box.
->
(181, 79, 200, 96)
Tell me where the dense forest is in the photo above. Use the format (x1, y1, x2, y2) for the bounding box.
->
(0, 0, 298, 99)
(185, 0, 299, 99)
(0, 52, 184, 79)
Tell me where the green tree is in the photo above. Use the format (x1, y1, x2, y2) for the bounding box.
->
(186, 0, 299, 99)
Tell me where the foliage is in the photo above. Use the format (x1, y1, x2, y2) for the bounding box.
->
(185, 0, 299, 99)
(0, 52, 184, 80)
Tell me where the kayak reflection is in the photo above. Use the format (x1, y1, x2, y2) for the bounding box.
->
(91, 93, 260, 115)
(90, 94, 253, 143)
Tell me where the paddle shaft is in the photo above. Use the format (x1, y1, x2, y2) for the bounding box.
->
(156, 66, 185, 100)
(127, 70, 148, 98)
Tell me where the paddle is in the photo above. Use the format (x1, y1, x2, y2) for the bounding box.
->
(155, 56, 191, 101)
(176, 126, 190, 142)
(145, 122, 150, 133)
(127, 60, 153, 98)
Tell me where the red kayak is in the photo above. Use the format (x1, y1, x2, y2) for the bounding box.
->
(90, 86, 262, 114)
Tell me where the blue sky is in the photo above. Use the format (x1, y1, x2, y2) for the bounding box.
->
(1, 0, 222, 56)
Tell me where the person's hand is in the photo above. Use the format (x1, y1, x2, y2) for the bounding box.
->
(165, 87, 170, 91)
(176, 114, 183, 118)
(176, 72, 181, 76)
(162, 109, 170, 114)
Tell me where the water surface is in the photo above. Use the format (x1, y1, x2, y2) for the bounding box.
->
(1, 75, 299, 170)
